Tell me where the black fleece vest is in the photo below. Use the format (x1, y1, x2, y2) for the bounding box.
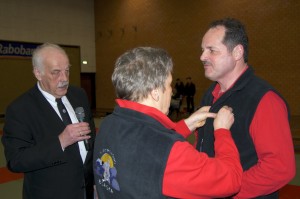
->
(94, 106, 184, 199)
(197, 67, 289, 199)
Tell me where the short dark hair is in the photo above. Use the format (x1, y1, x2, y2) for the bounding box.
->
(209, 18, 249, 63)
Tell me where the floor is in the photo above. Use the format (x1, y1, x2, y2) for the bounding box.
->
(0, 117, 299, 198)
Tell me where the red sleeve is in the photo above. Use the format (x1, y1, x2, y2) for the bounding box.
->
(234, 91, 296, 199)
(174, 120, 198, 147)
(174, 120, 191, 138)
(163, 129, 242, 199)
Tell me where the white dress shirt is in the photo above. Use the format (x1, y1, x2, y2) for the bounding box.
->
(37, 82, 87, 163)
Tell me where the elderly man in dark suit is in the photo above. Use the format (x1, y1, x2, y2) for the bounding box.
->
(2, 43, 96, 199)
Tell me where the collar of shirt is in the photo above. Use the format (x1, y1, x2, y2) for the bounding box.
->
(212, 65, 249, 103)
(36, 82, 78, 123)
(37, 82, 57, 106)
(116, 99, 176, 130)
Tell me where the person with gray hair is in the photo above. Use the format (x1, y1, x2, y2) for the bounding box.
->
(2, 43, 96, 199)
(93, 47, 242, 199)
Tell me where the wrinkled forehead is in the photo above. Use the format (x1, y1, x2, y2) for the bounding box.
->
(41, 48, 69, 66)
(41, 47, 67, 58)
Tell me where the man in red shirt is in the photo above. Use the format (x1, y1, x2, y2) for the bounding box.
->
(198, 18, 296, 198)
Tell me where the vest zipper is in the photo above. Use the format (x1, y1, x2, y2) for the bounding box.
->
(199, 138, 203, 152)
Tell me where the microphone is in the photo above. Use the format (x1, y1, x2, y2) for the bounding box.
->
(75, 107, 91, 151)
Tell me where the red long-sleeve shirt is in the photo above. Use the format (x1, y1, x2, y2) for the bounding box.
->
(232, 91, 296, 198)
(117, 99, 242, 199)
(163, 127, 242, 198)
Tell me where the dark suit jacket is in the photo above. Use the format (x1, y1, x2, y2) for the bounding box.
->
(2, 84, 96, 199)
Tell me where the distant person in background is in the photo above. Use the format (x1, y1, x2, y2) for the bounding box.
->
(2, 43, 96, 199)
(169, 78, 184, 117)
(174, 78, 185, 99)
(198, 17, 295, 198)
(184, 77, 196, 114)
(94, 47, 242, 199)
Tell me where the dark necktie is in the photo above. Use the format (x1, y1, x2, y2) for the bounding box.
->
(56, 98, 72, 126)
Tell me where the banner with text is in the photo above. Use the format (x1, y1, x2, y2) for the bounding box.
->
(0, 41, 39, 58)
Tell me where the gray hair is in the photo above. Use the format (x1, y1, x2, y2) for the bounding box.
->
(112, 47, 173, 102)
(32, 43, 68, 73)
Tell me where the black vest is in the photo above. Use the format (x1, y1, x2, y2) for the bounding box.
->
(94, 106, 184, 199)
(197, 67, 289, 199)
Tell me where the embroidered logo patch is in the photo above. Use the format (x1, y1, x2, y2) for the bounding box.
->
(95, 149, 120, 193)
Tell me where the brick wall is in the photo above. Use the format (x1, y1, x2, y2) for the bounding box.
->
(94, 0, 300, 116)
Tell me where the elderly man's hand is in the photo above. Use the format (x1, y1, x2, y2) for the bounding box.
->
(58, 122, 91, 149)
(184, 106, 216, 132)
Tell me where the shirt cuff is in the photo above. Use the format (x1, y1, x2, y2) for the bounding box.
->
(174, 120, 191, 138)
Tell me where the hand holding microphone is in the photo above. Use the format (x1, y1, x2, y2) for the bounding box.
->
(58, 107, 91, 150)
(58, 121, 91, 150)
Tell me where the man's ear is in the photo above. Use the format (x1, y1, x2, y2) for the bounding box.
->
(150, 89, 160, 102)
(33, 68, 42, 81)
(233, 44, 244, 61)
